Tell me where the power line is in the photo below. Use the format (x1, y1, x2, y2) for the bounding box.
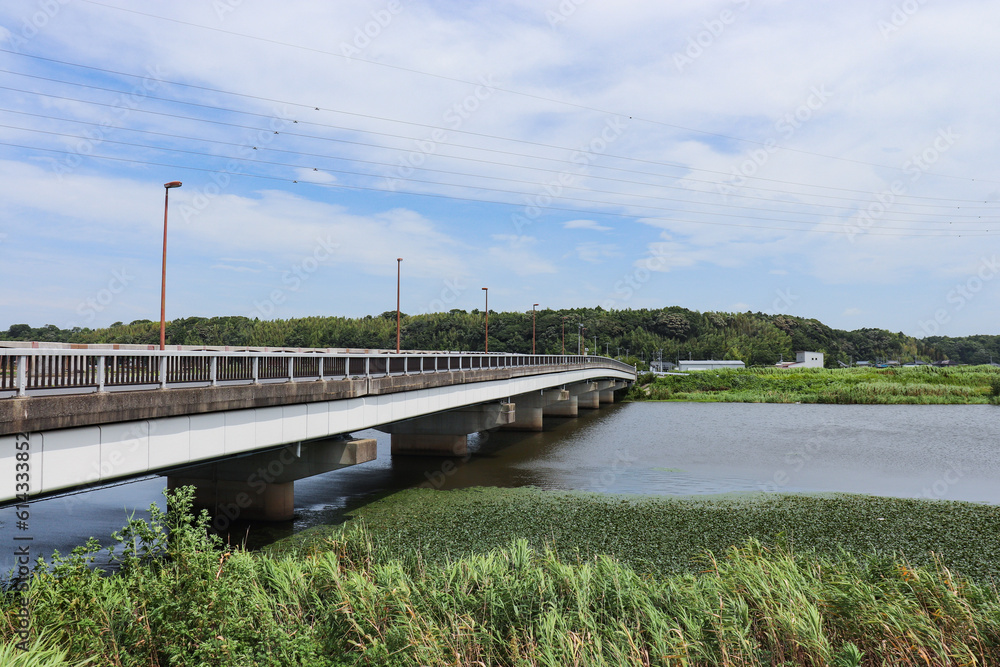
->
(3, 140, 992, 237)
(68, 1, 998, 185)
(4, 119, 993, 227)
(0, 80, 992, 211)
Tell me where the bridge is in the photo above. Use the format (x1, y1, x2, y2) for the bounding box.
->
(0, 345, 635, 520)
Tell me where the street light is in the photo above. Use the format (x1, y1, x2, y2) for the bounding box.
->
(532, 303, 539, 355)
(482, 287, 489, 353)
(396, 258, 402, 354)
(561, 316, 569, 354)
(577, 323, 584, 355)
(160, 181, 182, 351)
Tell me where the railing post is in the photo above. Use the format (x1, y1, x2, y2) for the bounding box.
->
(252, 356, 259, 383)
(159, 355, 168, 389)
(97, 356, 106, 392)
(364, 357, 370, 377)
(210, 356, 218, 387)
(16, 355, 27, 397)
(318, 357, 324, 381)
(289, 357, 295, 382)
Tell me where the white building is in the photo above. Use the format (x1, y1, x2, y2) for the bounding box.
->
(775, 351, 824, 369)
(678, 359, 746, 371)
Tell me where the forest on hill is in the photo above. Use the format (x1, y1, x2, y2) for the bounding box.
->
(3, 307, 999, 367)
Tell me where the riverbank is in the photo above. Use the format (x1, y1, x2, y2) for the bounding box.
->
(4, 487, 1000, 666)
(632, 365, 1000, 404)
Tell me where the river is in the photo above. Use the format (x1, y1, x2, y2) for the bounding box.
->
(2, 402, 998, 571)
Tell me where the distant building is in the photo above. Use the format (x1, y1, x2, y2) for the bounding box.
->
(678, 359, 745, 372)
(775, 351, 824, 369)
(650, 360, 677, 372)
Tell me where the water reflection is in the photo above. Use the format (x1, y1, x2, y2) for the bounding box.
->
(3, 402, 999, 568)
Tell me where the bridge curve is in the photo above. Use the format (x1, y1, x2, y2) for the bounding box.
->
(0, 347, 635, 514)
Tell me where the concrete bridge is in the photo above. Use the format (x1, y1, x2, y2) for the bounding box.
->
(0, 345, 635, 520)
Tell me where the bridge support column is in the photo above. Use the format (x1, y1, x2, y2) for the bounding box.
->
(545, 382, 597, 417)
(600, 381, 622, 404)
(166, 435, 376, 523)
(502, 389, 568, 431)
(378, 402, 515, 456)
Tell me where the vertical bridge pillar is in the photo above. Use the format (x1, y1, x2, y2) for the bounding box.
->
(501, 388, 568, 431)
(378, 402, 515, 456)
(167, 436, 376, 523)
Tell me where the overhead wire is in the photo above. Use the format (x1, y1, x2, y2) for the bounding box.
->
(1, 140, 992, 237)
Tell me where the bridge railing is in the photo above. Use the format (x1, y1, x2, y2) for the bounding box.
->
(0, 349, 636, 398)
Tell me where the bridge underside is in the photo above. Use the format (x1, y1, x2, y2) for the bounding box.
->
(0, 367, 633, 515)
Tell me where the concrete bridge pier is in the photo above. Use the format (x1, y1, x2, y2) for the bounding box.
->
(600, 381, 627, 404)
(579, 380, 614, 410)
(378, 402, 515, 456)
(501, 389, 569, 431)
(544, 382, 597, 417)
(167, 435, 377, 523)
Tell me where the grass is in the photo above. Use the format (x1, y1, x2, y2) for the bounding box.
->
(3, 487, 1000, 665)
(631, 365, 1000, 404)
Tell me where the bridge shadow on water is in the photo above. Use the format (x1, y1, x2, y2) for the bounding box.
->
(232, 403, 627, 551)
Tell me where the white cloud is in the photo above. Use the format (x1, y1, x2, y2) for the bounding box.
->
(563, 219, 612, 232)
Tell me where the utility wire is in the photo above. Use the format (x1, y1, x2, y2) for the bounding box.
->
(2, 140, 992, 237)
(5, 119, 992, 226)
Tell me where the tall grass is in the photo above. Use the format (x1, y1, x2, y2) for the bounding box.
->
(633, 365, 1000, 404)
(3, 487, 1000, 665)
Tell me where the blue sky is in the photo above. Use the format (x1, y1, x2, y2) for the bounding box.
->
(1, 0, 999, 337)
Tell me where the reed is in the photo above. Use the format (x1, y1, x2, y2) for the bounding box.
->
(3, 487, 999, 666)
(633, 365, 1000, 404)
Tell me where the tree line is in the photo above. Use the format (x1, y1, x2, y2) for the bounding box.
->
(2, 307, 995, 367)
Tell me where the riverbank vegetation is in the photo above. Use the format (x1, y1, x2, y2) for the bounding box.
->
(632, 365, 1000, 404)
(7, 306, 1000, 366)
(4, 487, 1000, 665)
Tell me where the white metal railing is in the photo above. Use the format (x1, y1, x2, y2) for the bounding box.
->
(0, 349, 636, 398)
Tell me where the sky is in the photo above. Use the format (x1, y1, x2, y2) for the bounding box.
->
(0, 0, 999, 337)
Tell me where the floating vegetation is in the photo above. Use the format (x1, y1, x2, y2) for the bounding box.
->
(4, 486, 1000, 665)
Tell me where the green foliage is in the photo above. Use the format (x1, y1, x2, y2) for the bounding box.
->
(638, 365, 1000, 404)
(3, 306, 989, 366)
(3, 488, 1000, 665)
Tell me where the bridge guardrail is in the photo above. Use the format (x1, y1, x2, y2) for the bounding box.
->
(0, 349, 636, 398)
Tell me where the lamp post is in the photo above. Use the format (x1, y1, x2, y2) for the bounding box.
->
(532, 303, 539, 354)
(160, 181, 182, 351)
(482, 287, 489, 353)
(561, 316, 569, 354)
(577, 323, 584, 355)
(396, 257, 402, 354)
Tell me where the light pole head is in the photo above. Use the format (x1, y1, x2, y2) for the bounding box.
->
(533, 303, 539, 308)
(397, 257, 402, 262)
(482, 287, 487, 291)
(164, 181, 182, 189)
